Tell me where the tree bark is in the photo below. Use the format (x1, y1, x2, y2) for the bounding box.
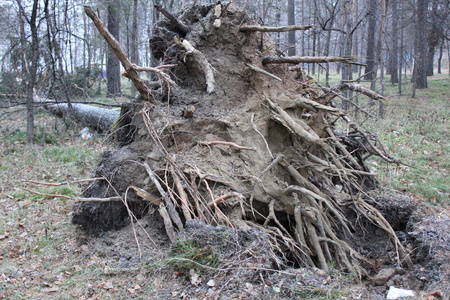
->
(41, 99, 120, 133)
(18, 0, 40, 144)
(131, 0, 138, 97)
(287, 0, 296, 56)
(414, 0, 428, 89)
(389, 0, 399, 84)
(341, 0, 353, 111)
(107, 1, 121, 97)
(364, 0, 377, 81)
(426, 0, 441, 76)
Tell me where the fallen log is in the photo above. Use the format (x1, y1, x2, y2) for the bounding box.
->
(40, 99, 119, 133)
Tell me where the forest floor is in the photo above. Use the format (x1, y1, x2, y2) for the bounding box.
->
(0, 73, 448, 299)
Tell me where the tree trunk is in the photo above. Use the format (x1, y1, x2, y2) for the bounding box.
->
(131, 0, 138, 97)
(20, 0, 40, 144)
(389, 0, 399, 84)
(41, 99, 120, 133)
(341, 0, 353, 111)
(437, 37, 443, 74)
(414, 0, 428, 89)
(426, 0, 441, 76)
(378, 0, 386, 117)
(398, 0, 404, 95)
(364, 0, 377, 81)
(287, 0, 296, 56)
(107, 1, 121, 96)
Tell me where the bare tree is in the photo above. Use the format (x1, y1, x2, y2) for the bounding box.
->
(413, 0, 429, 89)
(17, 0, 40, 143)
(130, 0, 138, 97)
(364, 0, 377, 82)
(106, 0, 121, 97)
(287, 0, 296, 56)
(389, 0, 399, 84)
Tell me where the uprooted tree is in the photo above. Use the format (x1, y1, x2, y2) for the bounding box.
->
(74, 3, 411, 274)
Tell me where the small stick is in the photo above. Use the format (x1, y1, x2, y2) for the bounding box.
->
(207, 193, 237, 208)
(124, 63, 177, 86)
(203, 180, 233, 228)
(23, 188, 71, 199)
(197, 140, 254, 151)
(245, 63, 283, 82)
(23, 177, 106, 186)
(74, 196, 122, 202)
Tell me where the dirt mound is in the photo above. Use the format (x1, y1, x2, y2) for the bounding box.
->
(74, 2, 411, 276)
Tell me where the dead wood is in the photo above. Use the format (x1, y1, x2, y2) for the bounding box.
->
(334, 82, 385, 101)
(262, 56, 366, 66)
(240, 24, 313, 32)
(245, 63, 283, 82)
(154, 4, 190, 34)
(39, 98, 119, 132)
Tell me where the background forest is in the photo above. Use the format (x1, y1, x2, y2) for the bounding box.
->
(0, 0, 449, 299)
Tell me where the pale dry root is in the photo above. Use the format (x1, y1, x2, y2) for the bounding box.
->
(136, 83, 411, 275)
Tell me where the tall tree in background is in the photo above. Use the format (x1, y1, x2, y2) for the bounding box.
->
(364, 0, 377, 81)
(17, 0, 40, 143)
(377, 0, 386, 116)
(413, 0, 428, 89)
(389, 0, 399, 84)
(341, 0, 353, 110)
(287, 0, 296, 56)
(106, 0, 121, 97)
(130, 0, 138, 97)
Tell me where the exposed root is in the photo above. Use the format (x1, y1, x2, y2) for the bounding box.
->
(78, 3, 411, 276)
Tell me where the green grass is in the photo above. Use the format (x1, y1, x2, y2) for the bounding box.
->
(165, 237, 220, 272)
(292, 285, 349, 299)
(42, 146, 97, 164)
(318, 71, 449, 203)
(364, 74, 449, 203)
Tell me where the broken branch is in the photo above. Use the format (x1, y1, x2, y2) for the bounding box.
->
(154, 4, 189, 34)
(84, 6, 156, 104)
(245, 63, 283, 82)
